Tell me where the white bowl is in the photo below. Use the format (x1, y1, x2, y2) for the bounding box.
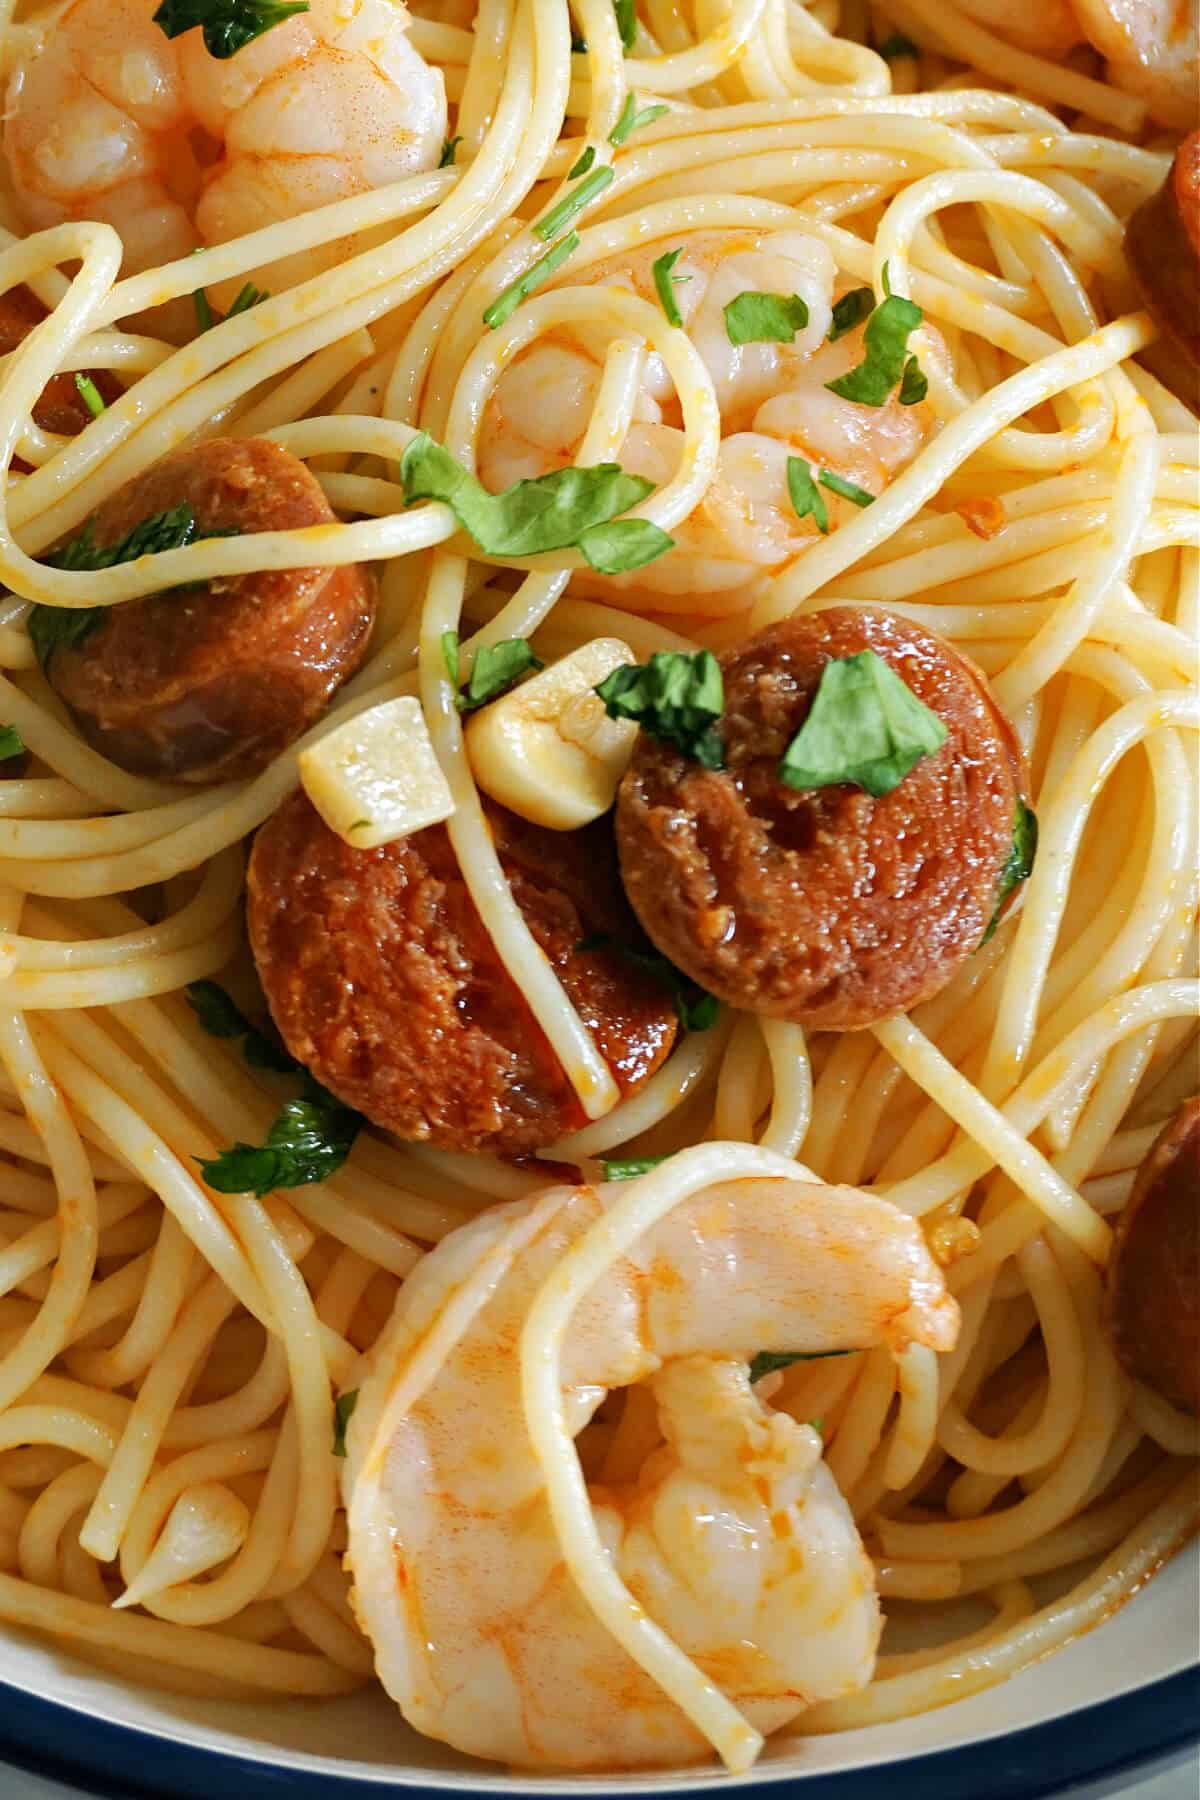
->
(0, 1539, 1196, 1799)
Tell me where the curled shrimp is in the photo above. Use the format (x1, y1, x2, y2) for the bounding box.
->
(344, 1145, 958, 1771)
(478, 231, 938, 616)
(2, 0, 447, 300)
(949, 0, 1198, 128)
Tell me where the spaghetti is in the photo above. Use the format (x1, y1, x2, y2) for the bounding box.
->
(0, 0, 1193, 1772)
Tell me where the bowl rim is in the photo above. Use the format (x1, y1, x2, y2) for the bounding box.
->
(0, 1664, 1197, 1800)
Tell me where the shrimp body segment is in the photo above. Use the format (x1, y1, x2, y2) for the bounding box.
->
(952, 0, 1198, 127)
(478, 232, 937, 616)
(3, 0, 447, 293)
(344, 1160, 959, 1770)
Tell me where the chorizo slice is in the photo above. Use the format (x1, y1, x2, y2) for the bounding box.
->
(615, 607, 1029, 1031)
(1125, 132, 1200, 369)
(1105, 1098, 1199, 1414)
(246, 789, 679, 1156)
(0, 283, 120, 443)
(43, 438, 375, 784)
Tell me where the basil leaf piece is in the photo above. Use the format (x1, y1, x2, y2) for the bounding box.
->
(877, 31, 918, 57)
(186, 980, 297, 1074)
(400, 432, 654, 559)
(28, 505, 239, 669)
(152, 0, 309, 58)
(332, 1389, 359, 1457)
(193, 287, 215, 333)
(608, 94, 668, 146)
(73, 374, 105, 419)
(826, 290, 923, 406)
(818, 468, 874, 508)
(535, 165, 614, 242)
(0, 725, 24, 761)
(198, 1079, 361, 1197)
(748, 1349, 851, 1383)
(613, 0, 636, 49)
(578, 517, 674, 573)
(567, 145, 596, 178)
(778, 649, 948, 799)
(227, 280, 268, 316)
(595, 649, 724, 768)
(828, 286, 874, 342)
(483, 232, 579, 329)
(652, 247, 685, 327)
(601, 1153, 672, 1180)
(578, 933, 718, 1033)
(786, 457, 829, 535)
(899, 353, 928, 405)
(439, 136, 462, 168)
(441, 629, 462, 690)
(723, 290, 809, 346)
(981, 800, 1038, 943)
(462, 639, 543, 709)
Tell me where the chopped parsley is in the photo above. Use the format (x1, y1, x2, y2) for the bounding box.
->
(332, 1389, 359, 1457)
(483, 232, 579, 329)
(400, 433, 671, 573)
(608, 94, 668, 146)
(595, 649, 724, 769)
(439, 136, 462, 168)
(567, 145, 596, 178)
(652, 248, 686, 327)
(981, 800, 1038, 943)
(826, 272, 924, 407)
(73, 374, 106, 419)
(778, 649, 947, 799)
(0, 725, 24, 762)
(723, 290, 809, 346)
(600, 1153, 672, 1180)
(28, 504, 239, 669)
(186, 980, 296, 1073)
(748, 1350, 851, 1382)
(786, 457, 829, 535)
(152, 0, 309, 58)
(535, 165, 614, 242)
(440, 631, 544, 711)
(818, 469, 874, 508)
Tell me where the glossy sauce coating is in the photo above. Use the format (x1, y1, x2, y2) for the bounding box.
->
(1105, 1098, 1199, 1414)
(616, 607, 1027, 1031)
(45, 438, 375, 784)
(247, 789, 679, 1155)
(1125, 131, 1200, 370)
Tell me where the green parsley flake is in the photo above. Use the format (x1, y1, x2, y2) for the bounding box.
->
(483, 232, 579, 329)
(73, 374, 106, 419)
(981, 800, 1038, 943)
(652, 248, 686, 326)
(786, 457, 829, 535)
(152, 0, 309, 59)
(332, 1389, 359, 1457)
(723, 290, 809, 346)
(827, 286, 874, 342)
(608, 94, 668, 146)
(535, 165, 614, 242)
(595, 649, 724, 769)
(600, 1153, 671, 1180)
(401, 433, 667, 571)
(818, 469, 874, 508)
(567, 145, 596, 178)
(777, 649, 948, 799)
(826, 284, 923, 407)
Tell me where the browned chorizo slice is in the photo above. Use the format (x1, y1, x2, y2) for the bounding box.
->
(615, 607, 1028, 1031)
(1105, 1098, 1199, 1414)
(1126, 131, 1200, 368)
(246, 789, 679, 1156)
(43, 438, 375, 785)
(0, 283, 120, 442)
